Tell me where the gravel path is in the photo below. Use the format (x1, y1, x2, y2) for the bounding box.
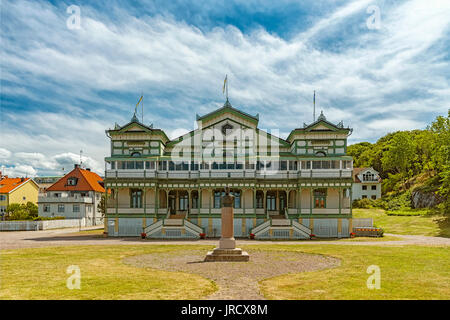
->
(123, 249, 340, 300)
(1, 228, 450, 250)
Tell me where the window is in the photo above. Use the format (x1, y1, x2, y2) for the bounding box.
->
(280, 161, 288, 171)
(371, 195, 377, 200)
(145, 161, 155, 170)
(43, 205, 50, 212)
(67, 177, 78, 186)
(131, 151, 141, 157)
(111, 161, 116, 169)
(135, 161, 144, 170)
(0, 195, 6, 201)
(192, 192, 198, 209)
(58, 204, 65, 213)
(191, 162, 199, 171)
(371, 185, 377, 190)
(315, 151, 327, 157)
(245, 161, 255, 170)
(302, 161, 311, 169)
(267, 193, 276, 211)
(126, 161, 135, 170)
(179, 192, 188, 211)
(158, 161, 167, 171)
(314, 189, 326, 208)
(200, 162, 210, 170)
(232, 190, 241, 208)
(362, 185, 367, 190)
(23, 196, 26, 201)
(256, 191, 264, 208)
(214, 191, 222, 209)
(289, 161, 298, 171)
(362, 195, 367, 199)
(130, 189, 142, 208)
(73, 204, 80, 213)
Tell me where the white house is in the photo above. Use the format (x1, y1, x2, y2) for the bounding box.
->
(38, 164, 105, 226)
(352, 167, 382, 200)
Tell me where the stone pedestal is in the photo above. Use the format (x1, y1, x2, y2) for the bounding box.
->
(204, 248, 249, 262)
(204, 189, 249, 262)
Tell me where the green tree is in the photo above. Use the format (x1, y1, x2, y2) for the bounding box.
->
(6, 202, 39, 221)
(381, 131, 416, 187)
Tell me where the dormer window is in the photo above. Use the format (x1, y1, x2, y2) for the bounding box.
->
(67, 177, 78, 186)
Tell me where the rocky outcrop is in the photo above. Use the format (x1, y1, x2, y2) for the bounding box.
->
(411, 189, 443, 208)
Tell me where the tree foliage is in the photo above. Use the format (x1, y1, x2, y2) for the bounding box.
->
(348, 111, 450, 212)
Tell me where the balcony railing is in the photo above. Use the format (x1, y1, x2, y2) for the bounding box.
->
(105, 169, 353, 179)
(38, 196, 94, 203)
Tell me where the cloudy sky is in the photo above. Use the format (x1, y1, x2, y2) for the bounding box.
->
(1, 0, 449, 177)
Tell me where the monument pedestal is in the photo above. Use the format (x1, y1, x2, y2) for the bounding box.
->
(204, 188, 250, 262)
(204, 248, 249, 262)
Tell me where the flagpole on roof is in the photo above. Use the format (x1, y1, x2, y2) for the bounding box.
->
(313, 90, 316, 122)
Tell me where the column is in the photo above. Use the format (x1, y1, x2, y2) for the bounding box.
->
(209, 188, 212, 215)
(155, 185, 159, 216)
(144, 187, 147, 216)
(187, 190, 191, 218)
(297, 187, 301, 217)
(263, 189, 267, 218)
(338, 187, 342, 215)
(276, 190, 280, 214)
(243, 189, 246, 215)
(199, 187, 202, 214)
(253, 188, 256, 215)
(309, 187, 313, 215)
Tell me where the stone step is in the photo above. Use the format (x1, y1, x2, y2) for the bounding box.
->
(204, 249, 249, 262)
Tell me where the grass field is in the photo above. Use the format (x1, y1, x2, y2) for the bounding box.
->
(353, 208, 450, 237)
(256, 244, 450, 300)
(1, 244, 449, 300)
(0, 245, 216, 300)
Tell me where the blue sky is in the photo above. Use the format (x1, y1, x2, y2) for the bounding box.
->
(1, 0, 449, 177)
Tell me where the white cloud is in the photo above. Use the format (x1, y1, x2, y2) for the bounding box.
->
(1, 0, 449, 172)
(3, 165, 37, 178)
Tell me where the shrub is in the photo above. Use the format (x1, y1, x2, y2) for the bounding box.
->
(352, 198, 376, 208)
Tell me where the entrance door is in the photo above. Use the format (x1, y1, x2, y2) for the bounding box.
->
(169, 195, 176, 214)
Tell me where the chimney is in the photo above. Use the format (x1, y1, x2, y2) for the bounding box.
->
(74, 164, 79, 169)
(21, 177, 25, 182)
(86, 168, 91, 171)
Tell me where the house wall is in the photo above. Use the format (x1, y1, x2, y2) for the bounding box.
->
(9, 181, 39, 205)
(352, 183, 381, 200)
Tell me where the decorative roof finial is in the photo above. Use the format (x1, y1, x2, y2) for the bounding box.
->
(318, 110, 326, 121)
(131, 113, 139, 123)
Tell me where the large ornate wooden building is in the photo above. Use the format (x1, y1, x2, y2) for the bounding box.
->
(104, 99, 354, 239)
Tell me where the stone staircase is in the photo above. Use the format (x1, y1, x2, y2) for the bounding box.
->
(144, 218, 203, 239)
(251, 218, 311, 240)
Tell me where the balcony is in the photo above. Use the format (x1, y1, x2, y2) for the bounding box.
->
(105, 169, 353, 180)
(38, 195, 94, 204)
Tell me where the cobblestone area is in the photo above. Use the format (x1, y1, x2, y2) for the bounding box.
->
(123, 249, 341, 300)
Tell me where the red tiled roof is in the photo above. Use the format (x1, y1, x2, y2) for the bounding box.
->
(0, 177, 31, 194)
(46, 167, 105, 193)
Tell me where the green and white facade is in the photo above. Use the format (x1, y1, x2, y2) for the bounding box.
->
(104, 100, 354, 239)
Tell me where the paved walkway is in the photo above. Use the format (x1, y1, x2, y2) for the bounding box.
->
(1, 228, 450, 250)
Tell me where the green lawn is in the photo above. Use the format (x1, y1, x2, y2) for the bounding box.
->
(1, 244, 449, 300)
(0, 245, 216, 300)
(353, 208, 450, 237)
(257, 244, 450, 300)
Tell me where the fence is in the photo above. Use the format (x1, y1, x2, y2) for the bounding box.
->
(0, 219, 88, 231)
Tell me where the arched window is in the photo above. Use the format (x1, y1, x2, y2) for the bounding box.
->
(131, 151, 141, 157)
(315, 151, 326, 157)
